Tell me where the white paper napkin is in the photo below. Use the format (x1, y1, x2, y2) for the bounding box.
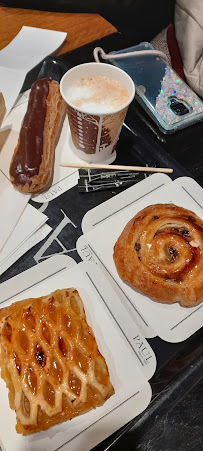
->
(0, 204, 49, 276)
(0, 26, 67, 117)
(0, 223, 51, 276)
(0, 169, 30, 252)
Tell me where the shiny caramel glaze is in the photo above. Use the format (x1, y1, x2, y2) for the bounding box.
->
(0, 289, 114, 435)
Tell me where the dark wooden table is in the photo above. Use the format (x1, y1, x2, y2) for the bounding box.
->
(0, 5, 116, 54)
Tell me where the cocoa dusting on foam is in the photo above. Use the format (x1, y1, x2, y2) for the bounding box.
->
(68, 75, 129, 113)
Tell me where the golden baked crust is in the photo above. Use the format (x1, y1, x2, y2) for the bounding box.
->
(0, 92, 6, 126)
(0, 288, 114, 435)
(113, 204, 203, 307)
(9, 79, 66, 194)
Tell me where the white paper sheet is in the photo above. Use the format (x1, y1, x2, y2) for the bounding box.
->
(0, 26, 67, 117)
(0, 255, 153, 451)
(77, 174, 203, 343)
(0, 204, 49, 275)
(0, 169, 30, 252)
(0, 224, 52, 277)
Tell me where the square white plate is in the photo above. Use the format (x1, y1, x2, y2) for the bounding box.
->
(77, 174, 203, 342)
(0, 255, 152, 451)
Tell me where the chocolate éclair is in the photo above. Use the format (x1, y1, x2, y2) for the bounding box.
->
(9, 78, 66, 194)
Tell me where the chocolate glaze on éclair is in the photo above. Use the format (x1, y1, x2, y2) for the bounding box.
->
(9, 78, 66, 194)
(10, 79, 51, 187)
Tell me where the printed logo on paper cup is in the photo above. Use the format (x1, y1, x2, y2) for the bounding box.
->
(67, 105, 127, 155)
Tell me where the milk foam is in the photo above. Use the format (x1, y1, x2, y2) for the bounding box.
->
(66, 75, 130, 114)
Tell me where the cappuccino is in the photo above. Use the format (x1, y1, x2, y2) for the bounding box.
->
(60, 62, 135, 163)
(66, 75, 130, 114)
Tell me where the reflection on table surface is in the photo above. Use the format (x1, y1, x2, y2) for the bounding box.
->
(0, 5, 116, 55)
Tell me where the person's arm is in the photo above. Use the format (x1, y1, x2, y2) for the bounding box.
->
(175, 0, 203, 97)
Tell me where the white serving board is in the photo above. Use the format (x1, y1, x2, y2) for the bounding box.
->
(81, 172, 171, 233)
(78, 173, 170, 338)
(0, 255, 153, 451)
(77, 174, 203, 343)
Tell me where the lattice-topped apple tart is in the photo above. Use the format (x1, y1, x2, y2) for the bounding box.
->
(0, 288, 114, 435)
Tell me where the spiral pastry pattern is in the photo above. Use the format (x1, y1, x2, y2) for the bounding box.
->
(113, 204, 203, 307)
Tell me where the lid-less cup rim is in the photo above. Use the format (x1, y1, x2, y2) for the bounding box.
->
(60, 62, 135, 116)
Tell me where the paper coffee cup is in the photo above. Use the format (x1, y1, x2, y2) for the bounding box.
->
(60, 62, 135, 164)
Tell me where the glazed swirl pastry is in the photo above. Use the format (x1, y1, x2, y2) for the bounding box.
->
(113, 204, 203, 307)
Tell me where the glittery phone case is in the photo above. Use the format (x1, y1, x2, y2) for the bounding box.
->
(109, 42, 203, 134)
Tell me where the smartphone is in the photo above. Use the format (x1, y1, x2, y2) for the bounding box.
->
(109, 42, 203, 134)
